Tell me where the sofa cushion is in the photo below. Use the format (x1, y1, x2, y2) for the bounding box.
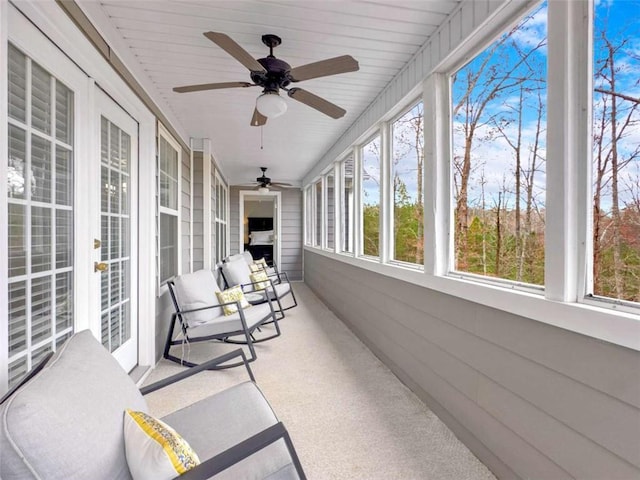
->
(0, 330, 147, 480)
(124, 410, 200, 480)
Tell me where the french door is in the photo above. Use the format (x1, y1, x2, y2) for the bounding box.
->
(4, 7, 140, 391)
(92, 89, 138, 372)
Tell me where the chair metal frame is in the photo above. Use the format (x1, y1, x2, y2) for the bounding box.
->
(164, 280, 281, 368)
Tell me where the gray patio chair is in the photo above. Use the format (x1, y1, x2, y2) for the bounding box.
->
(165, 269, 281, 369)
(220, 257, 298, 319)
(1, 330, 306, 479)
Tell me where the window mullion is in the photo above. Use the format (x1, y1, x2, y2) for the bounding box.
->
(424, 73, 451, 276)
(380, 121, 391, 264)
(333, 162, 341, 254)
(545, 0, 591, 302)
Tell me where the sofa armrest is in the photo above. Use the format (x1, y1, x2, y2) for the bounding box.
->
(172, 422, 306, 480)
(140, 349, 254, 395)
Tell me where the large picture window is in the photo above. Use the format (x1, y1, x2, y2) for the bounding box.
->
(591, 0, 640, 303)
(158, 128, 180, 284)
(451, 3, 547, 285)
(361, 135, 381, 257)
(392, 102, 424, 265)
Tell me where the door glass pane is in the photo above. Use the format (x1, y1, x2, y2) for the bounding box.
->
(31, 62, 51, 136)
(56, 82, 73, 144)
(8, 125, 27, 200)
(8, 45, 27, 123)
(100, 116, 132, 353)
(5, 45, 77, 390)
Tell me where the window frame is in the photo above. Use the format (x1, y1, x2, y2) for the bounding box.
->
(156, 122, 181, 286)
(339, 152, 355, 256)
(213, 169, 228, 264)
(388, 99, 426, 270)
(323, 170, 336, 251)
(359, 131, 382, 260)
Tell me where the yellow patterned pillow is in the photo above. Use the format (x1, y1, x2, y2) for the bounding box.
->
(216, 285, 251, 315)
(250, 271, 270, 291)
(255, 257, 268, 268)
(123, 409, 200, 480)
(249, 263, 263, 273)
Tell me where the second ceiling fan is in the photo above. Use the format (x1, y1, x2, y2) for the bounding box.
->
(173, 32, 359, 126)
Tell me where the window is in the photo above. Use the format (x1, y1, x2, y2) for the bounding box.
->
(7, 44, 74, 387)
(340, 155, 355, 254)
(158, 128, 180, 284)
(325, 173, 335, 250)
(361, 135, 381, 257)
(213, 171, 228, 264)
(591, 0, 640, 303)
(304, 186, 313, 245)
(451, 3, 547, 285)
(314, 180, 322, 247)
(392, 102, 424, 265)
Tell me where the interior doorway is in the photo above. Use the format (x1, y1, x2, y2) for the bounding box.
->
(239, 191, 281, 268)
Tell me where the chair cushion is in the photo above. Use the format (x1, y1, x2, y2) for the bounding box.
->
(162, 382, 295, 480)
(222, 259, 252, 287)
(216, 286, 251, 316)
(182, 302, 273, 338)
(173, 270, 223, 324)
(0, 330, 147, 480)
(124, 410, 200, 480)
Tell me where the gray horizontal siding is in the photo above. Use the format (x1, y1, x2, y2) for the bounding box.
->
(304, 250, 640, 479)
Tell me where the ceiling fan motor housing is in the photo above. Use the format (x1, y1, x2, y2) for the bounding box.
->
(251, 57, 292, 92)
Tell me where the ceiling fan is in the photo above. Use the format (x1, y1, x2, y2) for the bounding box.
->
(173, 32, 359, 126)
(244, 167, 293, 193)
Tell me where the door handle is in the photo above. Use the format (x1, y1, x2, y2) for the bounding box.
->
(94, 262, 109, 272)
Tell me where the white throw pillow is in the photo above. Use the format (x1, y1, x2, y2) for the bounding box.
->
(124, 409, 200, 480)
(250, 230, 273, 245)
(222, 258, 252, 286)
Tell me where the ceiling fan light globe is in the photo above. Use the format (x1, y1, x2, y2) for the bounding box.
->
(256, 92, 287, 118)
(258, 186, 270, 194)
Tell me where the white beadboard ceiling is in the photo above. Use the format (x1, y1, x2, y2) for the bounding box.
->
(82, 0, 461, 186)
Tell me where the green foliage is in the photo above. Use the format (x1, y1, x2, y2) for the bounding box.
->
(363, 205, 380, 257)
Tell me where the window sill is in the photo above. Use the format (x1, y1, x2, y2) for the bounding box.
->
(304, 246, 640, 352)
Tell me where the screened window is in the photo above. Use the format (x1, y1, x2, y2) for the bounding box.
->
(158, 132, 180, 284)
(325, 173, 335, 250)
(451, 3, 547, 285)
(340, 155, 355, 254)
(7, 44, 74, 388)
(591, 0, 640, 303)
(362, 135, 381, 257)
(392, 102, 424, 265)
(314, 180, 322, 247)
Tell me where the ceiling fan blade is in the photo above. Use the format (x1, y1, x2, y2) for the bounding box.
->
(289, 55, 359, 82)
(287, 88, 346, 119)
(204, 32, 266, 73)
(173, 82, 253, 93)
(251, 108, 267, 127)
(270, 182, 293, 187)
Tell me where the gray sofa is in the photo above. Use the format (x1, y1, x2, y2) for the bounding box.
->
(0, 330, 305, 479)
